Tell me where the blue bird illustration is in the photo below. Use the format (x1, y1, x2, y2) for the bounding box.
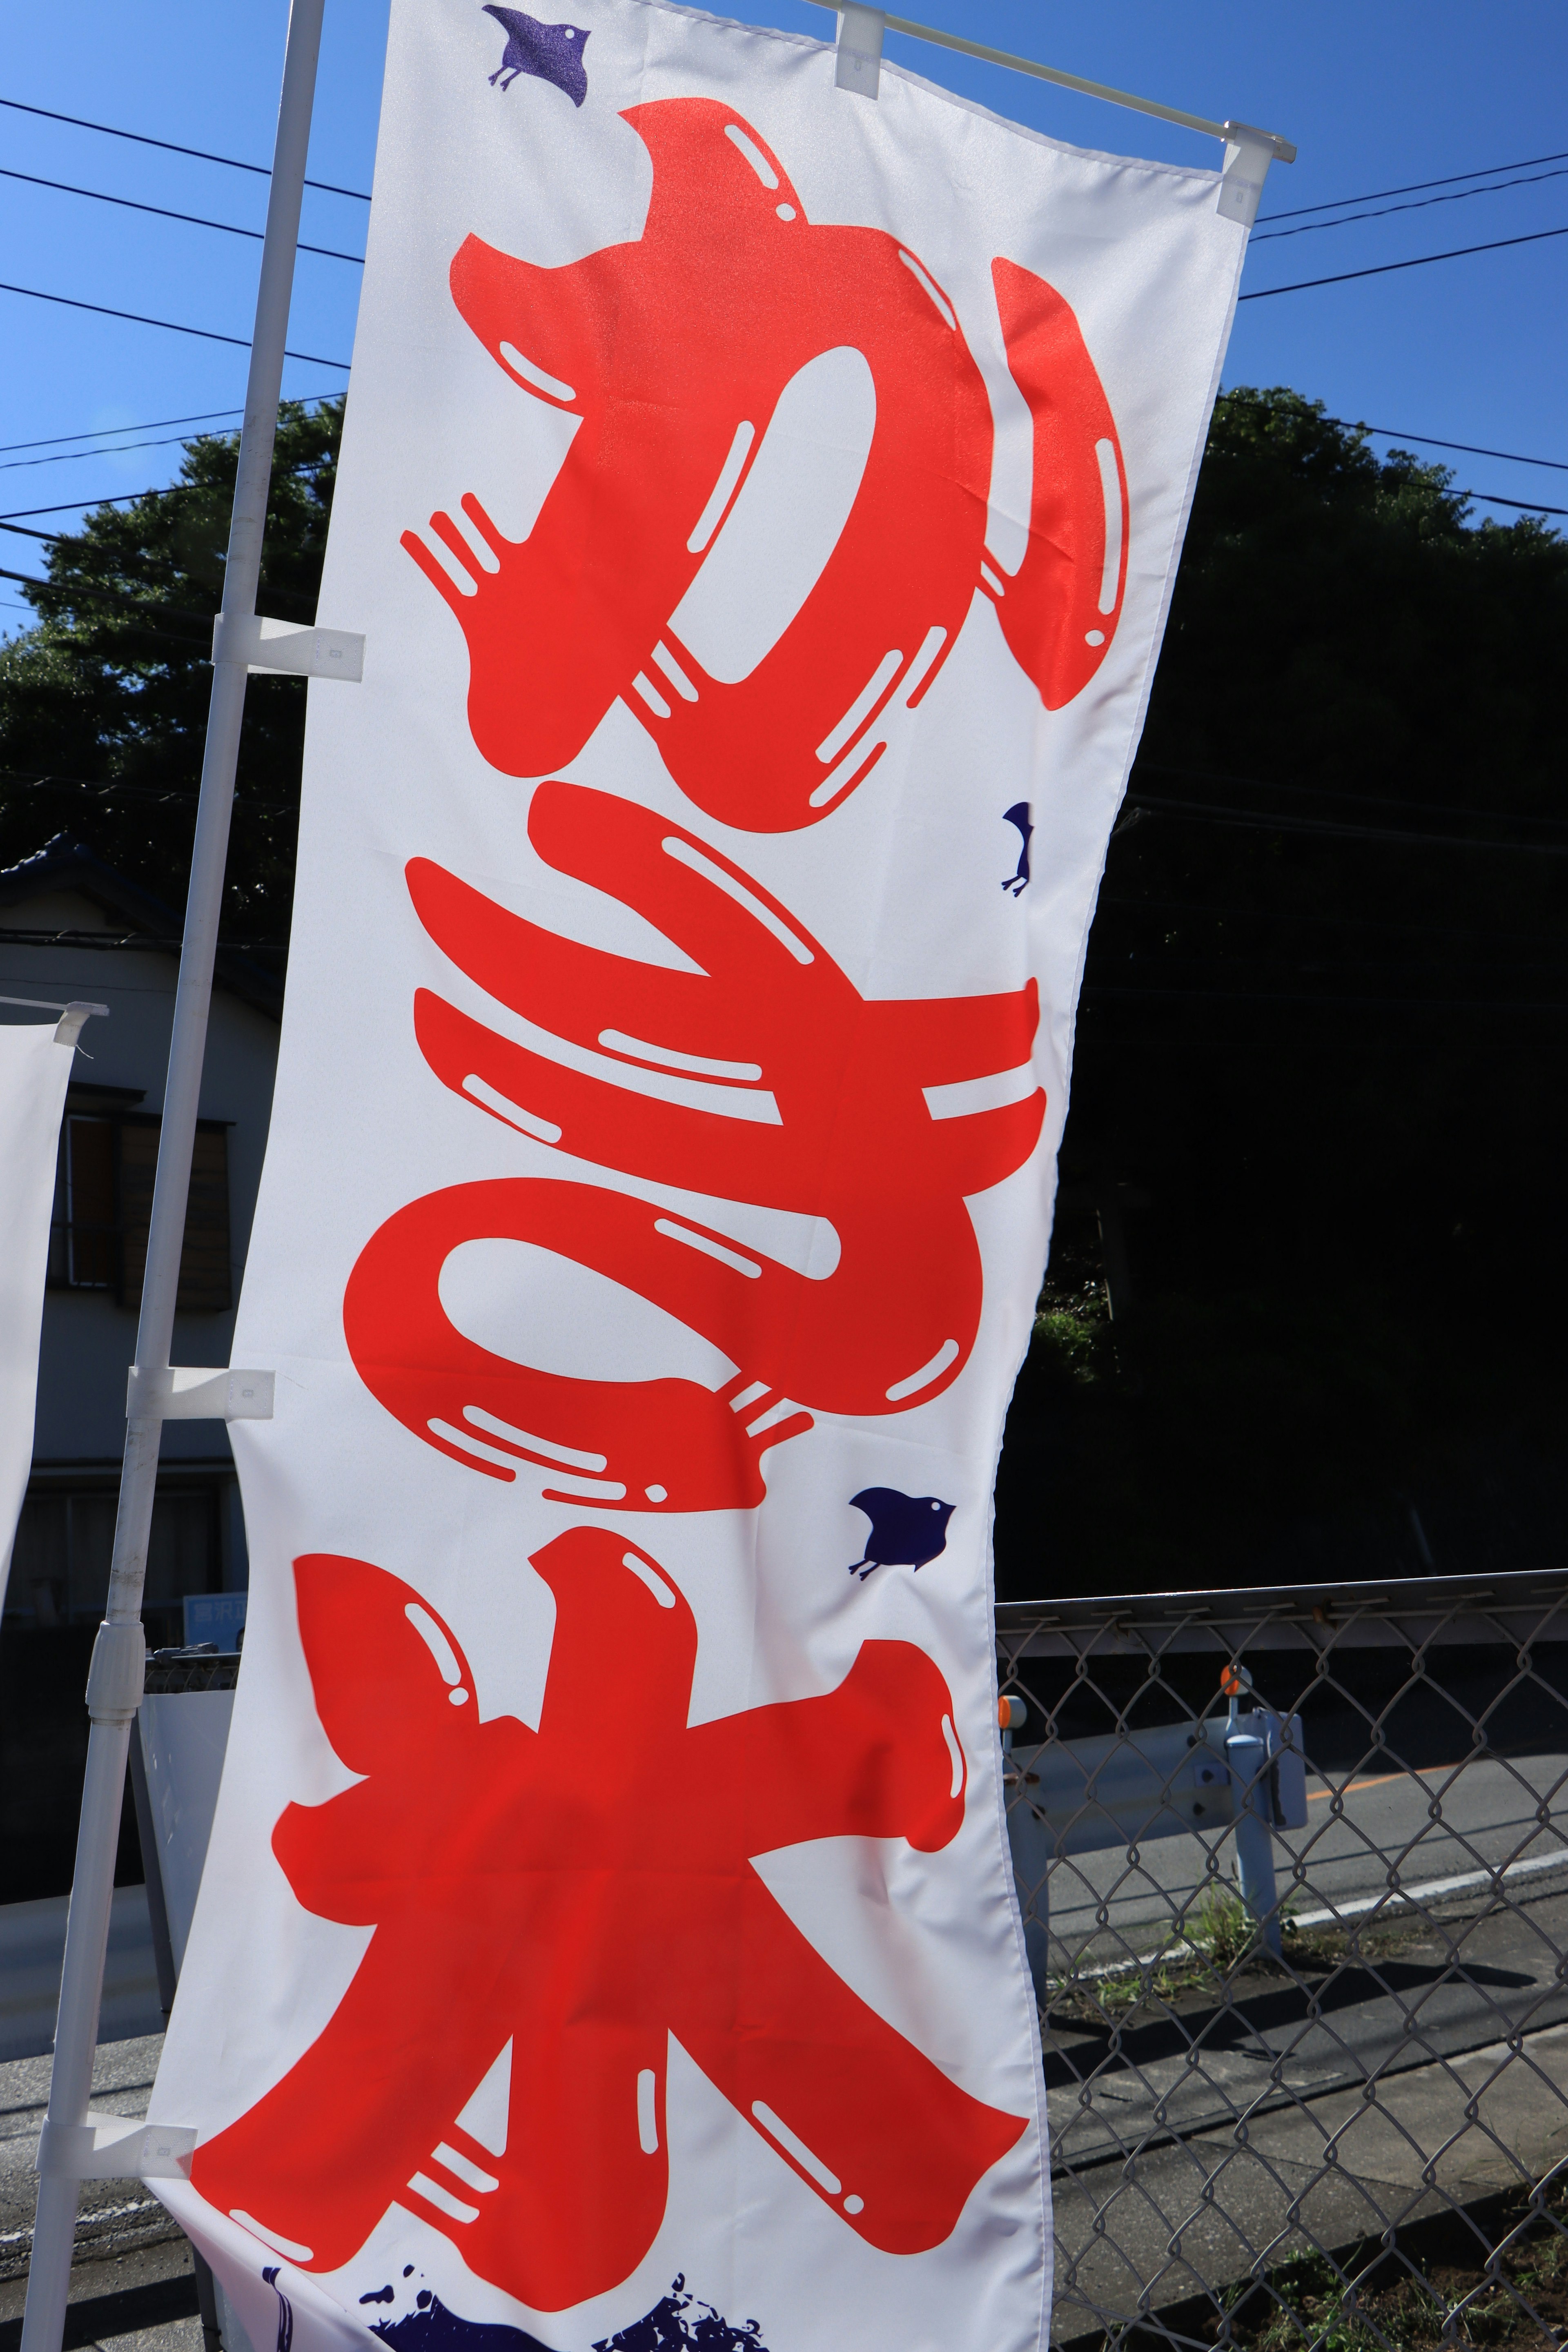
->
(1002, 802, 1032, 897)
(847, 1488, 955, 1581)
(482, 5, 590, 106)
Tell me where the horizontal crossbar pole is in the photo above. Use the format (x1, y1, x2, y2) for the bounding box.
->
(802, 0, 1296, 159)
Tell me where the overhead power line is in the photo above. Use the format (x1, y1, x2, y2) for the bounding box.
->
(0, 165, 364, 263)
(0, 432, 236, 475)
(0, 94, 371, 202)
(1134, 759, 1568, 836)
(0, 493, 212, 521)
(0, 561, 216, 630)
(0, 559, 215, 644)
(1466, 491, 1568, 516)
(1123, 790, 1568, 856)
(0, 764, 292, 817)
(1241, 223, 1568, 301)
(1325, 421, 1568, 473)
(1257, 148, 1568, 225)
(0, 394, 341, 460)
(1251, 163, 1568, 243)
(0, 277, 350, 368)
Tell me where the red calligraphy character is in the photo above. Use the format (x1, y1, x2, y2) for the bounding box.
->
(191, 1532, 1026, 2310)
(342, 783, 1044, 1511)
(401, 98, 1127, 832)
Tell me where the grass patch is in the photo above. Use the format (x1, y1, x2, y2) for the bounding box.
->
(1211, 2221, 1568, 2351)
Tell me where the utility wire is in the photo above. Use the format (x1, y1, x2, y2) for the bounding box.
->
(1257, 148, 1568, 225)
(1122, 791, 1568, 855)
(0, 94, 371, 202)
(0, 432, 234, 475)
(1100, 887, 1563, 947)
(0, 561, 215, 633)
(1083, 982, 1568, 1014)
(1134, 761, 1568, 835)
(0, 491, 215, 521)
(1466, 491, 1568, 516)
(1251, 164, 1568, 241)
(0, 395, 340, 459)
(1323, 421, 1568, 473)
(1241, 223, 1568, 301)
(0, 764, 292, 815)
(0, 278, 350, 368)
(0, 165, 364, 263)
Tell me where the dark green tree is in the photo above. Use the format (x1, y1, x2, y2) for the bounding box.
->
(997, 388, 1568, 1597)
(4, 388, 1564, 1593)
(0, 396, 342, 938)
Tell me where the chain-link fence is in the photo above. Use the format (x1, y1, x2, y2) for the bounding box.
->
(998, 1566, 1568, 2351)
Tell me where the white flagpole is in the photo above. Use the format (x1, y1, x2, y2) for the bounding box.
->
(20, 4, 330, 2345)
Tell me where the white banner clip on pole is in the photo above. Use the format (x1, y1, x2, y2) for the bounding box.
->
(125, 1365, 276, 1422)
(1217, 122, 1283, 226)
(809, 0, 1296, 178)
(212, 612, 365, 682)
(0, 995, 109, 1047)
(37, 2114, 197, 2183)
(835, 6, 886, 98)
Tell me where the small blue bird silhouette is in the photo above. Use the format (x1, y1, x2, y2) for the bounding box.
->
(482, 5, 590, 106)
(1002, 802, 1032, 897)
(848, 1488, 956, 1581)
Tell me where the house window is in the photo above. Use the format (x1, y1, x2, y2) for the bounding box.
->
(59, 1116, 118, 1288)
(49, 1108, 232, 1312)
(5, 1479, 224, 1634)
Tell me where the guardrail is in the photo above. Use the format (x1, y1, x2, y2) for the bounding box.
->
(998, 1564, 1568, 2352)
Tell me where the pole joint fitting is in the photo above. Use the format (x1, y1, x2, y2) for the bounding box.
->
(84, 1622, 146, 1724)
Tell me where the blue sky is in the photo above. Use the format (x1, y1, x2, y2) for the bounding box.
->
(1, 0, 1564, 638)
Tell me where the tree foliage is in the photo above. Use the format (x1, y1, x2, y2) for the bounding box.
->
(0, 396, 341, 935)
(2, 385, 1564, 1590)
(998, 388, 1568, 1595)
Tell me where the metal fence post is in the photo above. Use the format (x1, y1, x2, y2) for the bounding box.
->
(1225, 1724, 1283, 1957)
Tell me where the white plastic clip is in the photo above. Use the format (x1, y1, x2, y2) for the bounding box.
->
(54, 1002, 109, 1049)
(212, 611, 364, 682)
(38, 2113, 197, 2181)
(0, 993, 109, 1047)
(126, 1365, 276, 1422)
(1217, 122, 1290, 228)
(835, 4, 886, 98)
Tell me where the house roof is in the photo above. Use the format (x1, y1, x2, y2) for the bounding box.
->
(0, 835, 283, 1019)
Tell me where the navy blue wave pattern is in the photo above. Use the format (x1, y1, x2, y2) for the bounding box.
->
(365, 2276, 765, 2352)
(596, 2275, 766, 2349)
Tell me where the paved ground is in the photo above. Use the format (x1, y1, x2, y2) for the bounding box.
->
(1046, 1882, 1568, 2172)
(1053, 2005, 1568, 2343)
(1043, 1859, 1568, 2340)
(0, 2034, 196, 2352)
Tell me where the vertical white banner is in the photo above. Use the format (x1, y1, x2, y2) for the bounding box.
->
(154, 7, 1248, 2349)
(0, 1021, 72, 1614)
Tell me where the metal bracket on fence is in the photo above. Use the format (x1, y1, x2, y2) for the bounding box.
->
(1007, 1704, 1306, 1985)
(125, 1365, 275, 1421)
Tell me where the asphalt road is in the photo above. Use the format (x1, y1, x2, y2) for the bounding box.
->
(1032, 1745, 1568, 1968)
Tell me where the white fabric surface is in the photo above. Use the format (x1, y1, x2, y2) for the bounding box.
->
(153, 7, 1248, 2348)
(0, 1020, 72, 1615)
